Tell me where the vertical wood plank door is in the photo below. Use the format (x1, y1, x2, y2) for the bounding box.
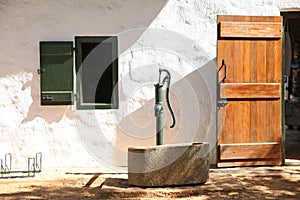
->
(217, 15, 283, 167)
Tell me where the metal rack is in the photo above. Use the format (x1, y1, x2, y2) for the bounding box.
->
(0, 152, 42, 179)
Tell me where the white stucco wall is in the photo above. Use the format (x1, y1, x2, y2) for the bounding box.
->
(1, 0, 300, 170)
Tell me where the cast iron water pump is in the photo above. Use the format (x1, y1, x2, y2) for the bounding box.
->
(154, 68, 176, 145)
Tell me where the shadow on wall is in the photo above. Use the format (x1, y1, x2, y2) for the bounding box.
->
(113, 59, 217, 165)
(21, 73, 73, 124)
(18, 0, 170, 124)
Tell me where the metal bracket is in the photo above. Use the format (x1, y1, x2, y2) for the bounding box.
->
(73, 93, 79, 101)
(154, 103, 164, 117)
(37, 68, 45, 74)
(217, 99, 228, 107)
(42, 95, 53, 101)
(4, 153, 11, 173)
(0, 159, 3, 175)
(28, 157, 35, 177)
(35, 152, 42, 172)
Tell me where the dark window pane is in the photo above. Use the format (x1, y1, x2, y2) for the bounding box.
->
(81, 42, 113, 104)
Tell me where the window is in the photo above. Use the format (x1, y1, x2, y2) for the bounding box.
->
(39, 36, 118, 109)
(75, 36, 118, 109)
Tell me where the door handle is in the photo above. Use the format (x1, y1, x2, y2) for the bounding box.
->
(218, 59, 226, 83)
(217, 59, 227, 108)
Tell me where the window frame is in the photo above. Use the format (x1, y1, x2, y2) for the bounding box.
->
(75, 36, 119, 109)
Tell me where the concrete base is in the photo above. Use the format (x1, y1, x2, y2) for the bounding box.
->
(128, 142, 209, 187)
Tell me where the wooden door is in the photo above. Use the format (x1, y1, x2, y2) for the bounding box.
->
(217, 15, 283, 167)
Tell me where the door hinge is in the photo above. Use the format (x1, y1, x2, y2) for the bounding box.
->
(217, 99, 228, 108)
(73, 93, 79, 101)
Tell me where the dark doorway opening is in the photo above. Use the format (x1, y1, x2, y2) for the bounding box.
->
(281, 10, 300, 165)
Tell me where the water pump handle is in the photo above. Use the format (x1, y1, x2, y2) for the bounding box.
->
(157, 68, 176, 128)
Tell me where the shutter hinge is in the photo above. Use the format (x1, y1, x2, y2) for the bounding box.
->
(37, 68, 45, 74)
(73, 93, 79, 101)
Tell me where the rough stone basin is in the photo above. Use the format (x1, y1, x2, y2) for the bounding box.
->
(128, 142, 209, 187)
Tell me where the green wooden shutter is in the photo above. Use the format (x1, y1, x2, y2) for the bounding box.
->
(39, 41, 74, 105)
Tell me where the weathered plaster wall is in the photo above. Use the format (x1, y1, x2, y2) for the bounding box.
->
(1, 0, 300, 170)
(0, 0, 169, 169)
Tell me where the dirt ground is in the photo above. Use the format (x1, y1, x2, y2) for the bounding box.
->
(0, 129, 299, 199)
(0, 166, 300, 199)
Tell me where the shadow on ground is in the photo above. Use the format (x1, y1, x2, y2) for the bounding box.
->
(96, 170, 300, 199)
(0, 185, 96, 200)
(0, 167, 299, 199)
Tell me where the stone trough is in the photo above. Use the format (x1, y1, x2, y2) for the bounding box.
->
(128, 142, 209, 187)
